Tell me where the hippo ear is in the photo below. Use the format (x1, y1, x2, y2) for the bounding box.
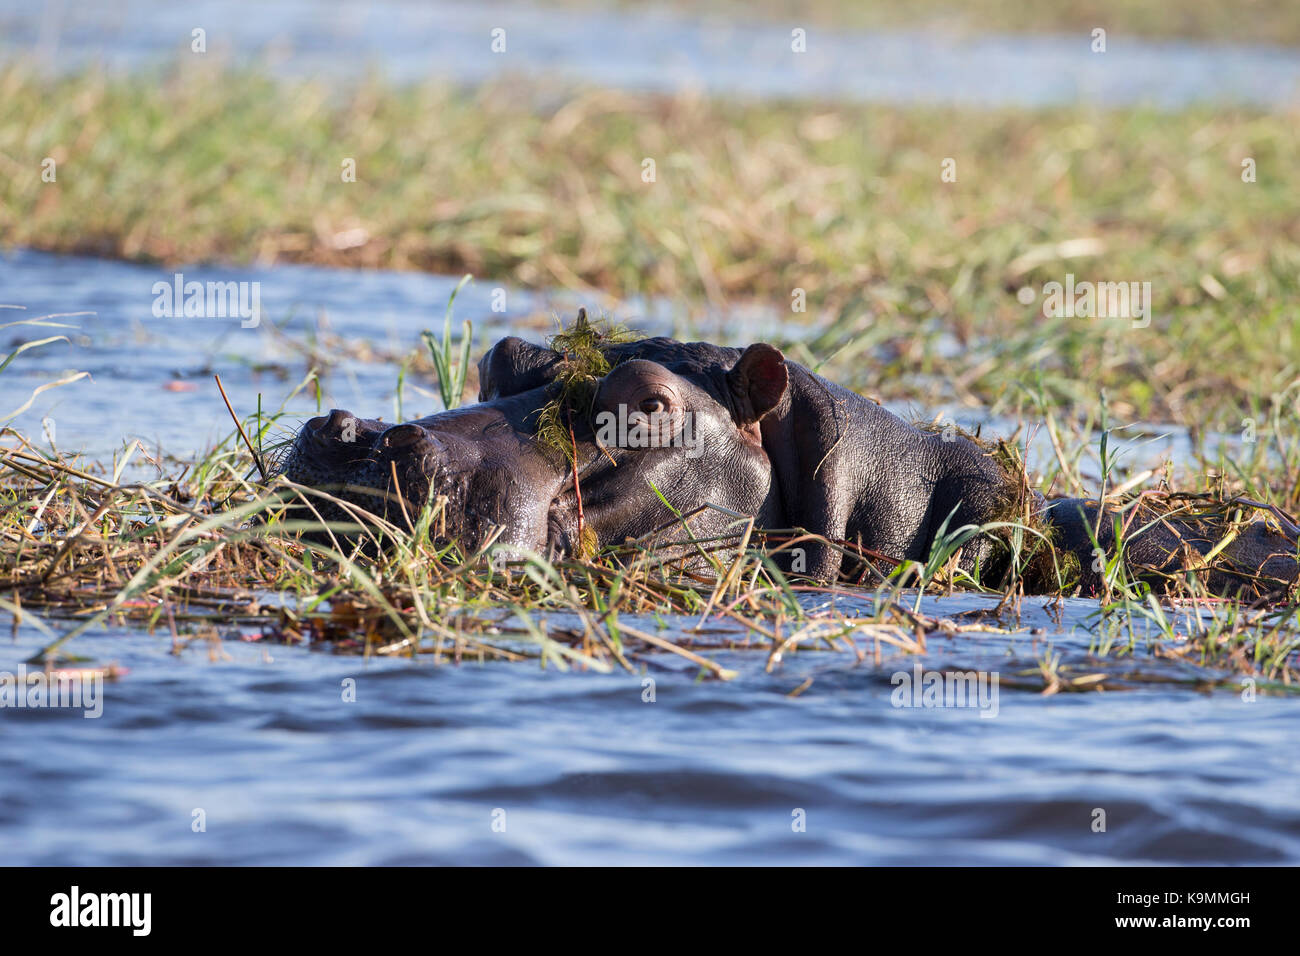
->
(726, 344, 788, 424)
(477, 336, 562, 401)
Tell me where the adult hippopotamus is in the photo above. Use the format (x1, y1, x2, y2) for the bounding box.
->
(277, 317, 1299, 600)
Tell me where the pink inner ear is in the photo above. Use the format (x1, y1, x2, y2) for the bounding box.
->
(740, 344, 788, 419)
(748, 348, 785, 416)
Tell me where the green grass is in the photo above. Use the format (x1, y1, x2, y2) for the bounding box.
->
(4, 64, 1298, 436)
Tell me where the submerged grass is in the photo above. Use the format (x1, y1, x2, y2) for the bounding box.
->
(4, 65, 1300, 430)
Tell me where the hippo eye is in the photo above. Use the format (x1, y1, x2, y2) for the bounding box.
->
(639, 396, 668, 417)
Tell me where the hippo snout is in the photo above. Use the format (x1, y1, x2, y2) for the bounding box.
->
(282, 409, 391, 489)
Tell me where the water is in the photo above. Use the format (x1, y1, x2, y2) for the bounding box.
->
(5, 603, 1299, 866)
(3, 248, 1299, 865)
(1, 246, 593, 461)
(4, 0, 1300, 109)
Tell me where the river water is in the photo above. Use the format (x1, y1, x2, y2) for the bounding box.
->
(3, 0, 1300, 109)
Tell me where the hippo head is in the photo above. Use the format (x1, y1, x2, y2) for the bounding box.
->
(276, 331, 790, 561)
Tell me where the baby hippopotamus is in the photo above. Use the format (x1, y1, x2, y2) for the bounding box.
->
(278, 320, 1299, 600)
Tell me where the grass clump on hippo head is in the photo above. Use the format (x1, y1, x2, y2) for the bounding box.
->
(534, 308, 637, 464)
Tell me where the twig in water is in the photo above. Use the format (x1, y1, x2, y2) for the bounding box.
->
(568, 408, 585, 554)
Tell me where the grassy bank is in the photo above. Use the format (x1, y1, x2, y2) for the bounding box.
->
(3, 65, 1299, 432)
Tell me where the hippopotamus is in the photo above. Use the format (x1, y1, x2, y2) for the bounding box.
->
(277, 319, 1299, 600)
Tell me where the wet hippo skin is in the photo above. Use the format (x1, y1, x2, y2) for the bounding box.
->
(279, 332, 1299, 599)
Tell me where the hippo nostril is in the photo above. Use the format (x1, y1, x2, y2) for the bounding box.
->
(307, 408, 357, 439)
(381, 423, 428, 450)
(325, 409, 354, 431)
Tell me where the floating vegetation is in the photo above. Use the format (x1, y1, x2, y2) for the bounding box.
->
(2, 415, 1297, 694)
